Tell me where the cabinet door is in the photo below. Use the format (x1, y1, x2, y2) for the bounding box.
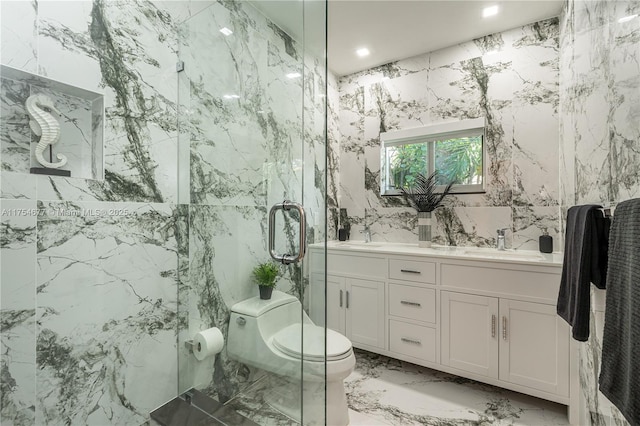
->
(345, 278, 385, 349)
(326, 275, 346, 335)
(441, 291, 499, 379)
(499, 299, 569, 396)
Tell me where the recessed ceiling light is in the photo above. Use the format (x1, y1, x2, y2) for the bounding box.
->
(223, 94, 240, 100)
(286, 72, 302, 79)
(482, 5, 499, 17)
(219, 27, 233, 36)
(618, 14, 638, 23)
(356, 48, 370, 57)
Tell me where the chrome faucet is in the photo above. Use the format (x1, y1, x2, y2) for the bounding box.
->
(360, 225, 372, 243)
(496, 228, 507, 251)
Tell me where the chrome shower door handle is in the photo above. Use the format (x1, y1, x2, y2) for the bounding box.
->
(268, 200, 307, 265)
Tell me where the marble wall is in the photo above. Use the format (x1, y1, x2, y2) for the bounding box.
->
(1, 0, 327, 425)
(559, 0, 639, 424)
(0, 1, 187, 424)
(335, 19, 561, 251)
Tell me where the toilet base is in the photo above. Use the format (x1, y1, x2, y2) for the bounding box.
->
(264, 375, 350, 426)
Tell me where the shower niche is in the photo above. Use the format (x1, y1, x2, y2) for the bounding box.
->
(0, 65, 104, 180)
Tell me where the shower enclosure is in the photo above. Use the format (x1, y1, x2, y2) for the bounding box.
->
(0, 0, 328, 424)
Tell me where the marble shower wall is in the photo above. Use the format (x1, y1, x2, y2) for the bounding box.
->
(559, 0, 639, 425)
(2, 1, 327, 424)
(0, 0, 198, 424)
(336, 19, 561, 251)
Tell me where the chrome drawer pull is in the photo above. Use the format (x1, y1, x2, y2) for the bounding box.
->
(491, 314, 496, 338)
(400, 300, 421, 307)
(502, 316, 507, 340)
(400, 337, 421, 345)
(400, 269, 421, 274)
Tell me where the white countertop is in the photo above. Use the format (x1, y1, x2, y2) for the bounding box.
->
(310, 241, 564, 267)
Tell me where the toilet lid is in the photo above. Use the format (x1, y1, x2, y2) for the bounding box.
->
(273, 323, 352, 362)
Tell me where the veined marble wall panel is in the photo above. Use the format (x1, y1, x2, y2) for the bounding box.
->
(35, 201, 179, 425)
(327, 72, 340, 239)
(572, 26, 611, 205)
(1, 0, 182, 204)
(608, 1, 640, 202)
(1, 0, 200, 424)
(0, 172, 36, 200)
(1, 199, 37, 426)
(302, 56, 329, 250)
(338, 83, 366, 220)
(337, 19, 560, 250)
(1, 77, 31, 174)
(559, 1, 640, 425)
(183, 1, 306, 210)
(0, 1, 38, 73)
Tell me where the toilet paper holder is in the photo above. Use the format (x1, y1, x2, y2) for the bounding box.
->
(184, 339, 200, 353)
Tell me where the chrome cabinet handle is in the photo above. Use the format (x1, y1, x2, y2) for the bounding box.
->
(400, 269, 421, 274)
(491, 315, 496, 338)
(346, 291, 350, 309)
(502, 316, 507, 340)
(401, 337, 421, 345)
(400, 300, 421, 307)
(339, 289, 343, 308)
(268, 200, 306, 265)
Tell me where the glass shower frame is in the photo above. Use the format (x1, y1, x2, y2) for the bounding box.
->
(175, 0, 329, 424)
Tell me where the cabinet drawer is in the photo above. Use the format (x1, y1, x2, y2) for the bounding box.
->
(440, 264, 560, 301)
(389, 259, 436, 284)
(328, 253, 387, 278)
(389, 320, 436, 362)
(388, 283, 436, 323)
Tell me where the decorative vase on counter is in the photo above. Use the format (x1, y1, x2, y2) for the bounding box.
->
(417, 211, 432, 248)
(399, 172, 454, 248)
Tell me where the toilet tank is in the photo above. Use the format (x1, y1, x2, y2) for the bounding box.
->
(227, 291, 307, 363)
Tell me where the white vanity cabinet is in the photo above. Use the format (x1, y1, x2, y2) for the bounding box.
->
(441, 291, 499, 378)
(441, 292, 569, 396)
(308, 243, 576, 424)
(310, 253, 386, 351)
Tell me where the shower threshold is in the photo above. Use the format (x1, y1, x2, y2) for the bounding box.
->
(150, 389, 258, 426)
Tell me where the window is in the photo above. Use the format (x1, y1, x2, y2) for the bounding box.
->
(380, 117, 486, 195)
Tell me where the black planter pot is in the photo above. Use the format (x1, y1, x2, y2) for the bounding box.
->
(259, 285, 273, 300)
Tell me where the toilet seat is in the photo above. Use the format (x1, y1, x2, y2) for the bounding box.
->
(273, 323, 352, 362)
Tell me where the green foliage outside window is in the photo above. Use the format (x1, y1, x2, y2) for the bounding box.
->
(435, 136, 483, 186)
(390, 143, 428, 189)
(390, 136, 482, 191)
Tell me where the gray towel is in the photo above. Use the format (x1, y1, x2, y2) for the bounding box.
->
(557, 205, 609, 341)
(599, 198, 640, 425)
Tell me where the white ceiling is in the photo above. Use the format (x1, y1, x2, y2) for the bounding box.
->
(251, 0, 564, 77)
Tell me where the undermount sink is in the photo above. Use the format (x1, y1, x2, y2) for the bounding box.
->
(462, 248, 545, 261)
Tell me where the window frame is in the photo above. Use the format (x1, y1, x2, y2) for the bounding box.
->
(379, 117, 487, 196)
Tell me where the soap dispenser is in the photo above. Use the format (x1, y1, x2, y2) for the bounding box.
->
(539, 229, 553, 253)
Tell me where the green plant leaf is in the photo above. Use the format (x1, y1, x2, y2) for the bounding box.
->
(252, 262, 280, 287)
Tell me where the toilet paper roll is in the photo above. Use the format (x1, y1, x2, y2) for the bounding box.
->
(193, 327, 224, 361)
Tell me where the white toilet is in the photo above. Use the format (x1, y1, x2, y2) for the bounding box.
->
(227, 291, 355, 425)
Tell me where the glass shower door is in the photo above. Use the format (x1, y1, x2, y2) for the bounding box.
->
(176, 0, 328, 424)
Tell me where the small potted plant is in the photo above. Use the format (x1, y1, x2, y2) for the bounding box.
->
(252, 262, 280, 300)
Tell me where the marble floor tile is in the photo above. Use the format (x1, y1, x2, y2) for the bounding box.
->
(346, 349, 570, 426)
